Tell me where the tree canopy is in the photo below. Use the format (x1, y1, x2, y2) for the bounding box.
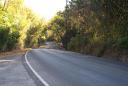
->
(0, 0, 46, 51)
(48, 0, 128, 60)
(0, 0, 128, 62)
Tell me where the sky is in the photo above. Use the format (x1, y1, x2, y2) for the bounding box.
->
(24, 0, 66, 21)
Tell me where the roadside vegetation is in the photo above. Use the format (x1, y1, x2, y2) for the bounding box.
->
(47, 0, 128, 62)
(0, 0, 128, 62)
(0, 0, 46, 52)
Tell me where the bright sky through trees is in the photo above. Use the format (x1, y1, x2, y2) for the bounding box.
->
(24, 0, 66, 21)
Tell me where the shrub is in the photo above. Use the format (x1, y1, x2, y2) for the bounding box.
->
(68, 34, 88, 51)
(0, 27, 10, 51)
(0, 27, 20, 51)
(117, 36, 128, 49)
(7, 31, 20, 50)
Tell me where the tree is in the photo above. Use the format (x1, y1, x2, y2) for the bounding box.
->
(0, 0, 46, 51)
(48, 0, 128, 56)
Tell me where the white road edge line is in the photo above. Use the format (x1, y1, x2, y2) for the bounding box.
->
(25, 51, 50, 86)
(0, 60, 14, 62)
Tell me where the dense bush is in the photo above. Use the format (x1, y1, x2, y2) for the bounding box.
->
(6, 31, 19, 50)
(117, 37, 128, 49)
(0, 27, 19, 51)
(49, 0, 128, 59)
(0, 0, 46, 50)
(0, 27, 10, 51)
(25, 25, 46, 48)
(68, 34, 88, 51)
(61, 29, 77, 49)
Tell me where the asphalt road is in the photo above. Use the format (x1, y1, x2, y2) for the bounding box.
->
(0, 55, 36, 86)
(26, 49, 128, 86)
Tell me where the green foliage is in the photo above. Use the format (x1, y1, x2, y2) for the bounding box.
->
(117, 37, 128, 49)
(62, 29, 77, 49)
(6, 31, 19, 50)
(25, 19, 46, 48)
(0, 27, 19, 51)
(48, 12, 65, 42)
(0, 0, 46, 51)
(68, 34, 88, 51)
(48, 0, 128, 57)
(0, 27, 9, 51)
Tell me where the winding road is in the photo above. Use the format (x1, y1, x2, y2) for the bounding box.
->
(26, 48, 128, 86)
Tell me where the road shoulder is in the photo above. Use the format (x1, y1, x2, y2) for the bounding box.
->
(0, 55, 36, 86)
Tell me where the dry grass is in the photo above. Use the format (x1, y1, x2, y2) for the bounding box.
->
(0, 48, 31, 58)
